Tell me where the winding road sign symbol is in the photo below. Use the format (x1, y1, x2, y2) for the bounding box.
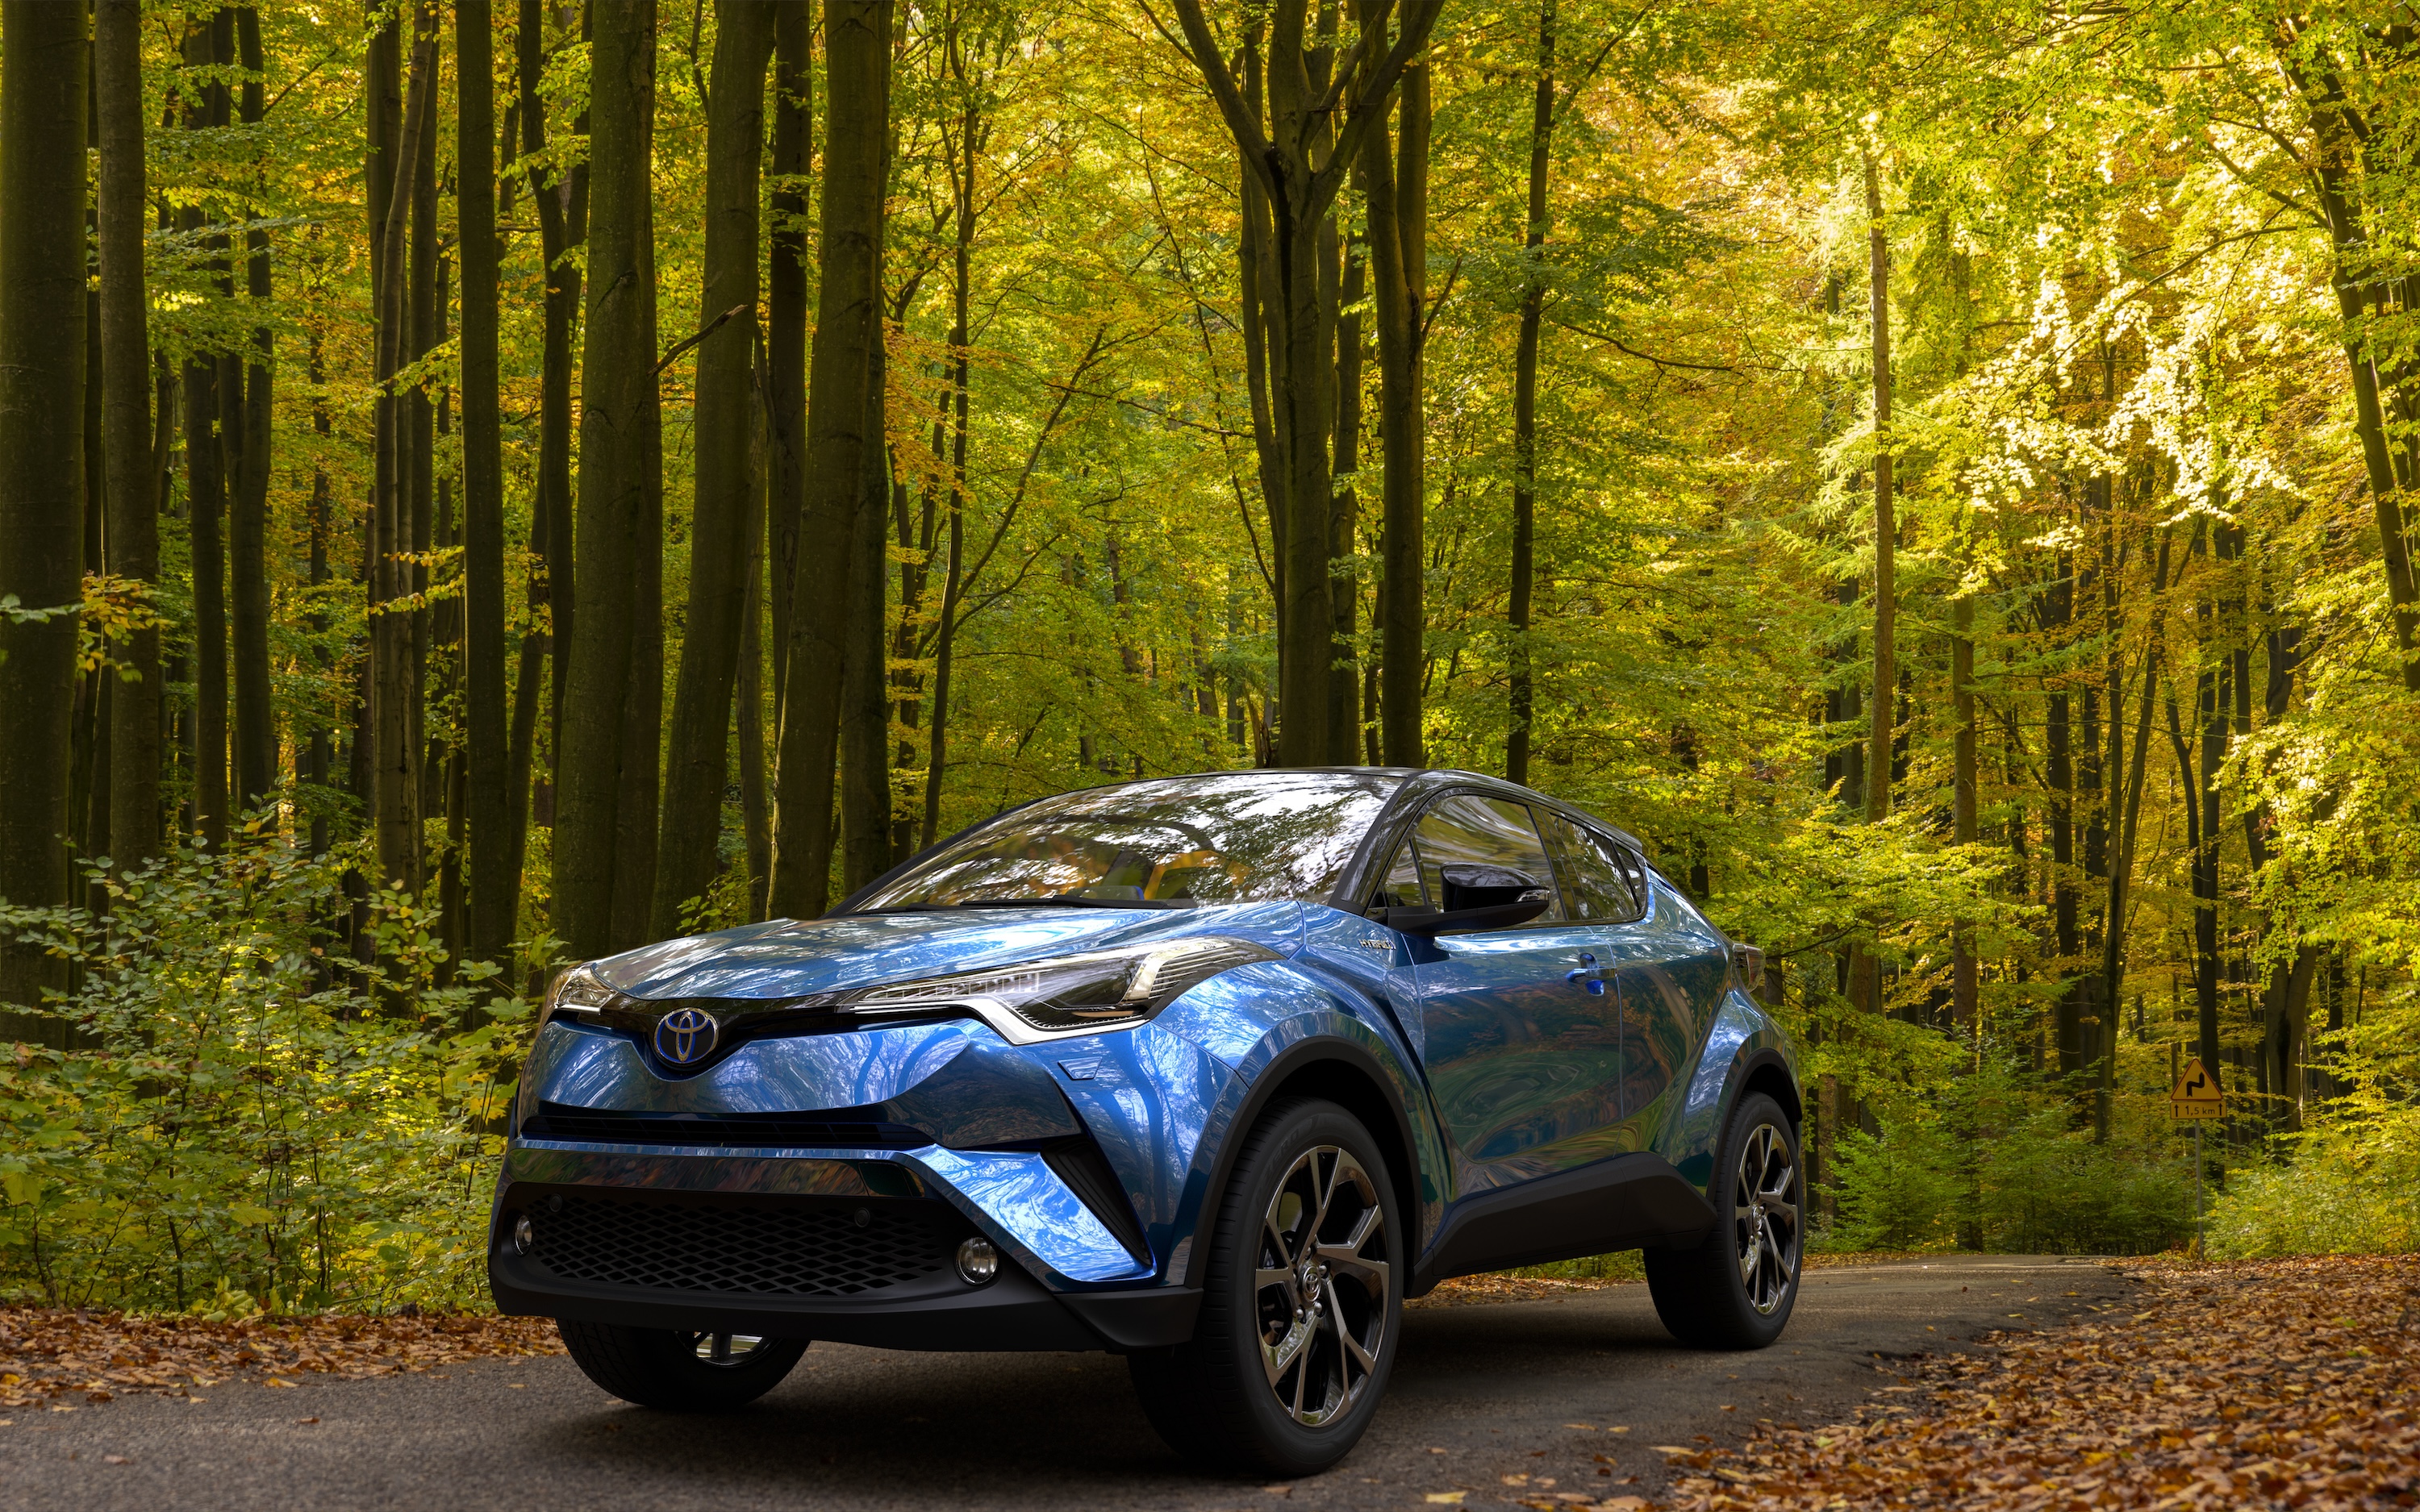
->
(2170, 1057, 2225, 1120)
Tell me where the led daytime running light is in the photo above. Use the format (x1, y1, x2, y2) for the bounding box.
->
(845, 936, 1277, 1035)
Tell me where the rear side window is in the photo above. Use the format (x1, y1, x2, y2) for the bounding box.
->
(1409, 793, 1565, 922)
(1538, 810, 1646, 923)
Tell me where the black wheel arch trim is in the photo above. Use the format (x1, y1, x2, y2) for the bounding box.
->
(1177, 1035, 1427, 1293)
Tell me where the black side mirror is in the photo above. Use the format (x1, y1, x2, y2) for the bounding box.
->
(1369, 864, 1551, 936)
(1438, 862, 1540, 912)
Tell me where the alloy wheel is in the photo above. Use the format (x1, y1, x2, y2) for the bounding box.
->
(1253, 1144, 1390, 1427)
(1733, 1122, 1800, 1315)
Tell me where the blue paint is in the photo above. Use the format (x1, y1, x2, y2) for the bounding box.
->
(493, 768, 1799, 1336)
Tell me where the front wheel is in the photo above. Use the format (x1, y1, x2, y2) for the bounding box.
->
(557, 1319, 808, 1411)
(1646, 1089, 1803, 1349)
(1129, 1098, 1403, 1476)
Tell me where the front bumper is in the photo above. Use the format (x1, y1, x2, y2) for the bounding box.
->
(486, 1150, 1199, 1352)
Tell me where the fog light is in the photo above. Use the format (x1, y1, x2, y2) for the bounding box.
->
(511, 1214, 533, 1256)
(955, 1237, 998, 1285)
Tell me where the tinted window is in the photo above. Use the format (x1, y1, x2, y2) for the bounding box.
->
(855, 770, 1400, 907)
(1410, 793, 1564, 922)
(1538, 810, 1642, 922)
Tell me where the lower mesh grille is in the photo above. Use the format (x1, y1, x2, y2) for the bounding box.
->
(526, 1198, 960, 1297)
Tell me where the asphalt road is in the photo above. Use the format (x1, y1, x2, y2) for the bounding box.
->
(0, 1256, 2134, 1512)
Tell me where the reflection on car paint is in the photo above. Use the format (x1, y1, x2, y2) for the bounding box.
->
(908, 1147, 1154, 1285)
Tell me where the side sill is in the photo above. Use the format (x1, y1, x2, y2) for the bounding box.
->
(1408, 1152, 1716, 1297)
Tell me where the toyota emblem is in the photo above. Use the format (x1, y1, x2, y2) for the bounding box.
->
(653, 1006, 720, 1066)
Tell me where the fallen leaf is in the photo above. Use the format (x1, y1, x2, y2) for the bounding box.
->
(294, 1416, 319, 1424)
(1422, 1493, 1467, 1506)
(262, 1377, 295, 1389)
(103, 1454, 131, 1464)
(1501, 1472, 1530, 1485)
(1259, 1485, 1292, 1497)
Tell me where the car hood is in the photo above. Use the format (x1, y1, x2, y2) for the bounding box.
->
(587, 901, 1308, 1001)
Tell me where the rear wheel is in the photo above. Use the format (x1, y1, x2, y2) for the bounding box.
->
(557, 1320, 808, 1411)
(1646, 1090, 1802, 1349)
(1129, 1098, 1403, 1476)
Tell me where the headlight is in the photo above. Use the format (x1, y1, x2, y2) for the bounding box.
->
(842, 936, 1279, 1036)
(540, 963, 618, 1026)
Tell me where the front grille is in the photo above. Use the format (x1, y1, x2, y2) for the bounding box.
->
(525, 1197, 963, 1297)
(524, 1102, 926, 1149)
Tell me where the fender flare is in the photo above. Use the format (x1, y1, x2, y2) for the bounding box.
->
(1177, 1033, 1427, 1291)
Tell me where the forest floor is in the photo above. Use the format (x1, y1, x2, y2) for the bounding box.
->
(0, 1254, 2410, 1510)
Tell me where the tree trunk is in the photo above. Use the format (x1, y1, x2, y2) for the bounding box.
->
(653, 1, 778, 935)
(186, 16, 231, 852)
(459, 0, 515, 964)
(840, 338, 893, 898)
(229, 6, 276, 816)
(1951, 590, 1978, 1033)
(738, 445, 771, 921)
(557, 0, 662, 960)
(517, 0, 584, 843)
(2097, 534, 2168, 1140)
(1329, 229, 1364, 764)
(767, 0, 813, 734)
(371, 23, 434, 894)
(0, 0, 88, 1016)
(1366, 52, 1426, 768)
(1506, 0, 1554, 788)
(920, 54, 974, 849)
(1863, 153, 1893, 830)
(409, 59, 440, 831)
(2280, 40, 2420, 692)
(770, 0, 890, 922)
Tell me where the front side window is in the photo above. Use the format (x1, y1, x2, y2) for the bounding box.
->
(1408, 793, 1565, 922)
(854, 770, 1401, 908)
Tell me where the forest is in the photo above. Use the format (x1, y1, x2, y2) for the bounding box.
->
(0, 0, 2412, 1313)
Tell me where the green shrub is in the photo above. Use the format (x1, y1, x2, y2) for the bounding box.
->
(2207, 1105, 2420, 1259)
(1822, 1080, 2193, 1256)
(0, 834, 532, 1314)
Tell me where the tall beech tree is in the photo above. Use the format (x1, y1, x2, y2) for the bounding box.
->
(0, 0, 89, 1013)
(1504, 0, 1555, 788)
(653, 0, 777, 935)
(229, 6, 276, 815)
(766, 1, 813, 735)
(557, 0, 663, 958)
(94, 0, 157, 873)
(1362, 47, 1427, 768)
(770, 0, 891, 922)
(184, 15, 231, 852)
(459, 0, 513, 961)
(370, 19, 435, 893)
(1165, 0, 1444, 767)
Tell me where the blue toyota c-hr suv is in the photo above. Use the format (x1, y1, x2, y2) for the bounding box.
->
(490, 767, 1803, 1473)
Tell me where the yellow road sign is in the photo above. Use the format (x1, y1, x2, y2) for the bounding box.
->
(2170, 1056, 2225, 1120)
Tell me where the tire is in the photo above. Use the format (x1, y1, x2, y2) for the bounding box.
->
(1646, 1090, 1803, 1350)
(557, 1319, 809, 1411)
(1129, 1098, 1404, 1477)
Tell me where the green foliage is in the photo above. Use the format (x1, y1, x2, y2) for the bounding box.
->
(1824, 1072, 2193, 1257)
(0, 838, 530, 1314)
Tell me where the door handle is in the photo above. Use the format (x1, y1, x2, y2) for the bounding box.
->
(1565, 952, 1605, 995)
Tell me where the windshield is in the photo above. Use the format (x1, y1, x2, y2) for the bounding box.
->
(853, 771, 1401, 908)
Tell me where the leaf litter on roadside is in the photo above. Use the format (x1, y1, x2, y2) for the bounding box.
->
(0, 1310, 561, 1407)
(1519, 1256, 2418, 1512)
